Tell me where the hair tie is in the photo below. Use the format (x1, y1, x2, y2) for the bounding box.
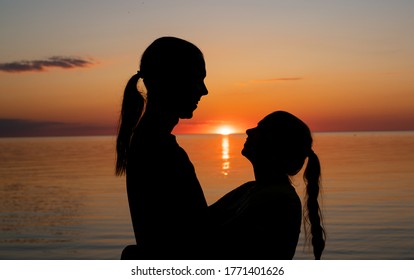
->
(308, 149, 315, 157)
(136, 70, 145, 80)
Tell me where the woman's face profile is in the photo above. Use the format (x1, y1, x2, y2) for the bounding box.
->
(174, 57, 208, 119)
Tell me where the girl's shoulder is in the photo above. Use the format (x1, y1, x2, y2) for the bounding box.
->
(249, 183, 301, 211)
(208, 181, 255, 212)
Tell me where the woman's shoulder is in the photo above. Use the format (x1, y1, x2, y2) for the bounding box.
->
(216, 181, 255, 202)
(129, 127, 179, 156)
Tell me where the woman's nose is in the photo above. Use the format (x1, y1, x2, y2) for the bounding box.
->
(201, 82, 208, 96)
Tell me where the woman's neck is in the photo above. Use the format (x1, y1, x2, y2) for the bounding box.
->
(141, 100, 179, 134)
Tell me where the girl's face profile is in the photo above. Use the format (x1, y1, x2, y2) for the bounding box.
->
(241, 117, 285, 165)
(241, 121, 269, 163)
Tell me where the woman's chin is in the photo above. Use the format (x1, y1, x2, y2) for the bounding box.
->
(179, 111, 194, 119)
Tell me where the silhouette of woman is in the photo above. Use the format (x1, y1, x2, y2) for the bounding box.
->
(116, 37, 209, 259)
(209, 111, 326, 260)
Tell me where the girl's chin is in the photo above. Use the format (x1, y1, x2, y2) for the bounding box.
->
(241, 147, 248, 157)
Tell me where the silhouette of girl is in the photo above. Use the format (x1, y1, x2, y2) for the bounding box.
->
(116, 37, 209, 259)
(209, 111, 326, 260)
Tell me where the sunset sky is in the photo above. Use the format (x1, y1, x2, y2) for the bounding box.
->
(1, 0, 414, 136)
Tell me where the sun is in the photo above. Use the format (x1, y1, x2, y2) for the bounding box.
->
(216, 125, 235, 135)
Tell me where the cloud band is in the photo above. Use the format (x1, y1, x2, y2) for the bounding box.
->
(251, 77, 303, 83)
(0, 56, 95, 73)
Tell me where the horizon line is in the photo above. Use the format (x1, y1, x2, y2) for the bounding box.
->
(1, 129, 414, 139)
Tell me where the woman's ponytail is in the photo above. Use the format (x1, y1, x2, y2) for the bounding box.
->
(303, 150, 326, 259)
(115, 72, 145, 176)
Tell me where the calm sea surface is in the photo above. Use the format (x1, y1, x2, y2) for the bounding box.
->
(0, 132, 413, 259)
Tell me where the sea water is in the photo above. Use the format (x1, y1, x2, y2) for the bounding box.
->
(0, 132, 413, 259)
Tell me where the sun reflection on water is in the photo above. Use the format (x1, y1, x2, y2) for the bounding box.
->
(221, 135, 230, 176)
